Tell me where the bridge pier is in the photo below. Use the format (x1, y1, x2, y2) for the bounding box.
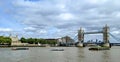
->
(77, 43, 83, 47)
(77, 27, 84, 47)
(103, 43, 110, 47)
(103, 24, 110, 47)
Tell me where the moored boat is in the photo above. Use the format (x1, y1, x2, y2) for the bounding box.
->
(89, 46, 110, 50)
(51, 49, 64, 51)
(12, 48, 29, 50)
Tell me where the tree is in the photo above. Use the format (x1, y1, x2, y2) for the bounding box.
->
(20, 37, 57, 45)
(27, 38, 35, 44)
(0, 36, 11, 45)
(40, 39, 47, 44)
(20, 37, 26, 43)
(4, 37, 11, 45)
(34, 38, 38, 44)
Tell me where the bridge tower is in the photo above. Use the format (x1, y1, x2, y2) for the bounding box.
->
(103, 24, 110, 47)
(77, 27, 84, 47)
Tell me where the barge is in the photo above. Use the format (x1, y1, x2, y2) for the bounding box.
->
(12, 48, 29, 50)
(89, 46, 110, 50)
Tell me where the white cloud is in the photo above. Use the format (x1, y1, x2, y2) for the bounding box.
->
(0, 28, 13, 32)
(111, 31, 120, 34)
(114, 12, 120, 17)
(24, 27, 36, 32)
(37, 30, 47, 34)
(1, 0, 120, 39)
(86, 0, 107, 4)
(58, 13, 75, 20)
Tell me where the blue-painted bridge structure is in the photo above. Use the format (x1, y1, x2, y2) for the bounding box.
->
(73, 25, 120, 47)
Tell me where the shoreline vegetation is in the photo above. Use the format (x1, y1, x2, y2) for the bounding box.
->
(0, 45, 75, 47)
(0, 36, 58, 47)
(0, 44, 58, 47)
(20, 37, 57, 45)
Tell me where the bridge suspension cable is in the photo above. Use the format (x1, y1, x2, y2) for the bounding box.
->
(73, 33, 78, 42)
(109, 33, 120, 42)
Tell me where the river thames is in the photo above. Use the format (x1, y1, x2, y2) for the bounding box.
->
(0, 46, 120, 62)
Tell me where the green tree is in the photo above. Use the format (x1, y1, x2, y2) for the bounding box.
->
(20, 37, 27, 43)
(4, 37, 11, 45)
(40, 39, 47, 44)
(27, 38, 35, 44)
(0, 36, 11, 45)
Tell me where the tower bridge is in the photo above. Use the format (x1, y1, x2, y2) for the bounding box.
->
(77, 24, 110, 47)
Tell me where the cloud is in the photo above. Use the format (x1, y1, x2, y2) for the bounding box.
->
(57, 13, 75, 20)
(0, 28, 13, 32)
(111, 31, 120, 34)
(24, 27, 36, 32)
(0, 0, 120, 40)
(15, 0, 120, 36)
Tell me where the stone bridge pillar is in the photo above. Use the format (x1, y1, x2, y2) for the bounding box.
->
(103, 24, 110, 47)
(77, 27, 84, 47)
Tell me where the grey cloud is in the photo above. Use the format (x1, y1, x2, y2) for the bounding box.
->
(5, 0, 120, 38)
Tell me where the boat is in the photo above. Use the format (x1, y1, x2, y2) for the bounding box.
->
(51, 49, 64, 51)
(12, 48, 29, 50)
(89, 46, 110, 50)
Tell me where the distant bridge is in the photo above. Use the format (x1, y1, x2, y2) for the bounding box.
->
(73, 24, 120, 47)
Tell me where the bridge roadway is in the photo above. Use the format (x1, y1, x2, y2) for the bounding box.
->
(84, 31, 103, 34)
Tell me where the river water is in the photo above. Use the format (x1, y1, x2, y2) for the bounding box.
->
(0, 46, 120, 62)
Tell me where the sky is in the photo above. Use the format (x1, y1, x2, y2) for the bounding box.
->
(0, 0, 120, 42)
